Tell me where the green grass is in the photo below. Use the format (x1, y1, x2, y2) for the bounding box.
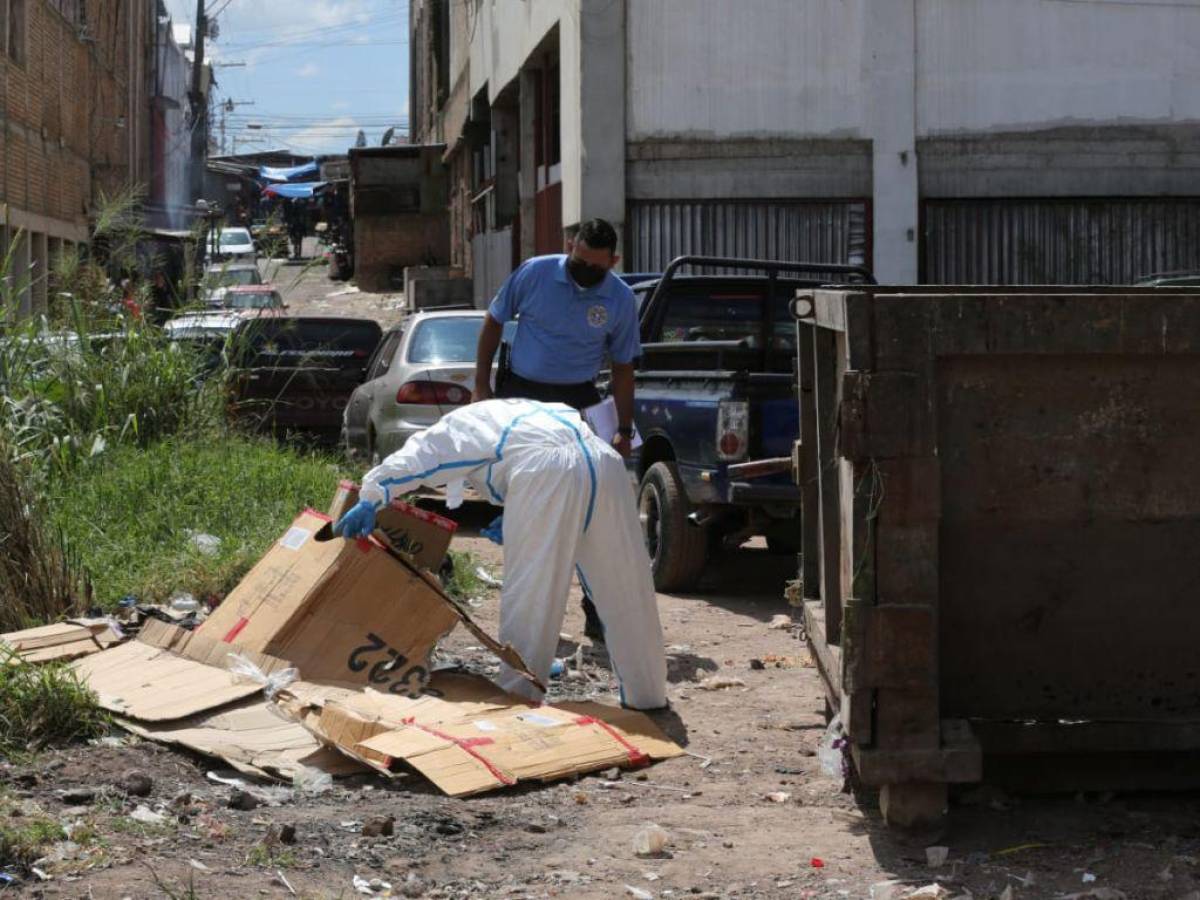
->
(47, 435, 352, 608)
(0, 651, 108, 758)
(445, 549, 487, 600)
(0, 816, 66, 867)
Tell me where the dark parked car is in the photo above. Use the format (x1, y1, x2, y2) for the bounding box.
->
(226, 316, 382, 441)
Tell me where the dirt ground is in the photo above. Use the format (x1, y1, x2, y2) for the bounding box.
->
(6, 505, 1200, 900)
(261, 242, 406, 329)
(5, 264, 1199, 898)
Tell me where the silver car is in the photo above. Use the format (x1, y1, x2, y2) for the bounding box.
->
(343, 309, 490, 462)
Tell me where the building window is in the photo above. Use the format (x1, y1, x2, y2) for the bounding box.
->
(1, 0, 26, 65)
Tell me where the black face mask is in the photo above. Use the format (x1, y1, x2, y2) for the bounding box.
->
(567, 256, 608, 289)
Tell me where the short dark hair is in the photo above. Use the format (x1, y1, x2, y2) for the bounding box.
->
(574, 218, 618, 253)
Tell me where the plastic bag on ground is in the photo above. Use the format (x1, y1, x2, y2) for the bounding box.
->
(818, 713, 848, 779)
(226, 652, 298, 699)
(633, 823, 669, 857)
(293, 766, 333, 796)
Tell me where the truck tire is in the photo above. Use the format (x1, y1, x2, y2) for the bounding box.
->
(638, 461, 709, 592)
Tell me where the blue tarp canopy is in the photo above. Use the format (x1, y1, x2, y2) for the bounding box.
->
(259, 160, 318, 182)
(263, 181, 326, 199)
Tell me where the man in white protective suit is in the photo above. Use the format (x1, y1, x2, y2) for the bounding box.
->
(334, 397, 668, 711)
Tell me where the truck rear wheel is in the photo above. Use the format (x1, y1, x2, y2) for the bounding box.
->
(639, 462, 709, 592)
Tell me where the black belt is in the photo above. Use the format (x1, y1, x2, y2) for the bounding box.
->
(496, 372, 601, 412)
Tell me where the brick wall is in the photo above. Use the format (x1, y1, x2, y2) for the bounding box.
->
(0, 0, 150, 235)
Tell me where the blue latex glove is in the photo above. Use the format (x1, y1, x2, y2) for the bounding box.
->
(334, 499, 379, 539)
(481, 515, 504, 546)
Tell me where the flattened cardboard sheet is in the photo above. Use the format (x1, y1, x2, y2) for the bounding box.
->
(72, 619, 293, 722)
(282, 672, 684, 797)
(2, 618, 123, 664)
(118, 698, 367, 781)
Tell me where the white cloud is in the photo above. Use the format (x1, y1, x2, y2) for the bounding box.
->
(297, 62, 320, 78)
(280, 116, 364, 156)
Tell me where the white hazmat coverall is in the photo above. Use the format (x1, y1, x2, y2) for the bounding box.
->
(359, 398, 668, 710)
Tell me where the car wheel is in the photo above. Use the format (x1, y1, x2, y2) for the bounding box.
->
(638, 461, 709, 592)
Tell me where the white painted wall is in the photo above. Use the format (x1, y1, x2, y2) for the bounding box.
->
(916, 0, 1200, 136)
(626, 0, 867, 140)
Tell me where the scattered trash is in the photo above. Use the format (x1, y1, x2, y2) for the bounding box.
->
(29, 867, 50, 882)
(626, 886, 654, 900)
(188, 859, 211, 873)
(227, 652, 299, 699)
(750, 659, 766, 670)
(903, 886, 951, 899)
(810, 858, 825, 869)
(1082, 873, 1097, 884)
(206, 771, 247, 789)
(189, 532, 222, 556)
(169, 592, 199, 614)
(129, 804, 167, 825)
(818, 714, 848, 779)
(119, 770, 153, 797)
(768, 614, 792, 630)
(550, 659, 566, 679)
(925, 845, 950, 868)
(292, 766, 333, 796)
(870, 881, 905, 900)
(273, 869, 297, 896)
(633, 824, 670, 858)
(352, 874, 393, 896)
(698, 675, 746, 691)
(57, 788, 95, 805)
(765, 791, 791, 803)
(476, 567, 503, 589)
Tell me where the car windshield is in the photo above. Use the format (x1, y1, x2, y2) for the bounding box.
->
(226, 291, 281, 309)
(407, 317, 483, 364)
(218, 229, 252, 247)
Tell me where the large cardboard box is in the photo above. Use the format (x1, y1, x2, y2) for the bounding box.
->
(327, 481, 457, 572)
(200, 508, 461, 692)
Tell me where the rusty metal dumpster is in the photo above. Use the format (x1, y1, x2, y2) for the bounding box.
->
(792, 285, 1200, 826)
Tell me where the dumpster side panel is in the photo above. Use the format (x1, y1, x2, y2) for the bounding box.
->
(937, 353, 1200, 720)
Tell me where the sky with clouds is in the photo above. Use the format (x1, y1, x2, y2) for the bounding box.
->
(162, 0, 409, 158)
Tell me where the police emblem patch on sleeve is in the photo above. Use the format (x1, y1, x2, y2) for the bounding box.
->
(587, 304, 608, 328)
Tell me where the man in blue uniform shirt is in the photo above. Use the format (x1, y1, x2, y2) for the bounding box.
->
(473, 218, 641, 641)
(472, 217, 639, 459)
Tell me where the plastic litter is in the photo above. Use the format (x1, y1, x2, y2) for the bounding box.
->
(129, 804, 167, 825)
(632, 823, 669, 857)
(170, 593, 199, 613)
(226, 652, 298, 699)
(903, 886, 951, 899)
(550, 659, 566, 679)
(292, 766, 333, 796)
(476, 567, 503, 589)
(768, 613, 792, 630)
(206, 771, 246, 788)
(1082, 873, 1097, 884)
(765, 791, 791, 803)
(352, 874, 393, 896)
(811, 857, 825, 868)
(818, 714, 848, 779)
(625, 887, 654, 900)
(926, 845, 950, 868)
(189, 532, 222, 556)
(698, 675, 746, 691)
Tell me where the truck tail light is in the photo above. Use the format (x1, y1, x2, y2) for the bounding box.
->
(396, 380, 471, 406)
(716, 400, 749, 462)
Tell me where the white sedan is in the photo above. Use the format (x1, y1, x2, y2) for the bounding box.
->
(209, 226, 256, 262)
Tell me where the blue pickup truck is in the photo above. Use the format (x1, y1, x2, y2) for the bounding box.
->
(626, 257, 874, 590)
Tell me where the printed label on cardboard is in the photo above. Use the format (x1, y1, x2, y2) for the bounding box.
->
(279, 527, 310, 551)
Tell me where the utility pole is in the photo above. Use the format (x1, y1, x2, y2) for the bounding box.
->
(188, 0, 208, 202)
